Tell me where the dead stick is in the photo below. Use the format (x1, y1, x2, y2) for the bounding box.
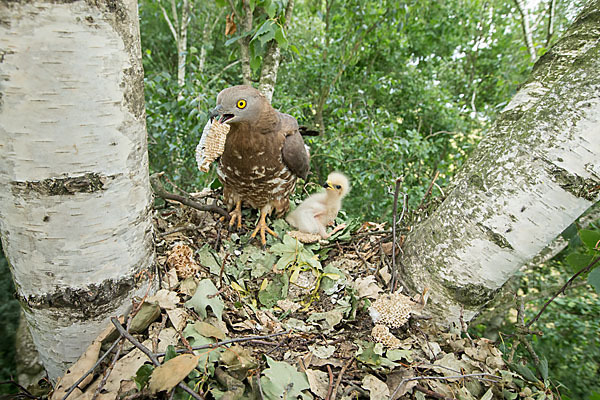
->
(111, 318, 205, 400)
(61, 337, 122, 400)
(418, 170, 440, 210)
(156, 330, 292, 356)
(414, 384, 453, 400)
(325, 364, 334, 400)
(390, 177, 403, 292)
(525, 256, 600, 328)
(150, 172, 229, 220)
(332, 358, 353, 400)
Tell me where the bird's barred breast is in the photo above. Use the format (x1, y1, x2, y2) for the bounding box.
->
(217, 160, 296, 213)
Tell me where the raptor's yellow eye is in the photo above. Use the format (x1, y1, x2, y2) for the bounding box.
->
(237, 99, 247, 109)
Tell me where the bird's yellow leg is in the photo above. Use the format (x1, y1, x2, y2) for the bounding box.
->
(250, 209, 278, 246)
(229, 200, 243, 230)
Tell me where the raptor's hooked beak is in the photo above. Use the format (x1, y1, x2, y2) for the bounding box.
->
(209, 104, 223, 122)
(323, 181, 333, 190)
(209, 104, 234, 124)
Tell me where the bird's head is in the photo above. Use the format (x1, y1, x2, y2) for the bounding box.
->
(323, 172, 350, 198)
(209, 85, 268, 125)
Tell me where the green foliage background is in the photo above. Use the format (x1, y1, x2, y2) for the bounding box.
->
(140, 0, 579, 219)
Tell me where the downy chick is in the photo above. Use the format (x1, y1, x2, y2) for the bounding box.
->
(286, 172, 350, 238)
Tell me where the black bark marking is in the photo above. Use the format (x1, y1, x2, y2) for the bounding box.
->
(11, 173, 116, 196)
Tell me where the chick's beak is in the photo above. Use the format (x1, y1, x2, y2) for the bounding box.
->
(209, 104, 223, 122)
(323, 181, 333, 190)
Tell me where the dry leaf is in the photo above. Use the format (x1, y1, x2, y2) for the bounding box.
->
(147, 289, 179, 310)
(194, 321, 226, 340)
(306, 369, 330, 399)
(362, 374, 390, 400)
(352, 276, 382, 299)
(87, 328, 179, 396)
(149, 354, 200, 393)
(51, 323, 116, 400)
(166, 308, 188, 331)
(225, 13, 237, 36)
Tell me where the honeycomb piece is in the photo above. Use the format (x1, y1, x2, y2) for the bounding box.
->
(196, 120, 231, 172)
(166, 243, 199, 279)
(371, 324, 402, 349)
(287, 230, 321, 244)
(368, 292, 414, 329)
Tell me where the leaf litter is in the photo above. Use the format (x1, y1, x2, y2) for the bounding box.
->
(49, 193, 552, 400)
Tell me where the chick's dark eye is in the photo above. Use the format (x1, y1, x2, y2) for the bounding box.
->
(237, 99, 247, 109)
(335, 185, 342, 189)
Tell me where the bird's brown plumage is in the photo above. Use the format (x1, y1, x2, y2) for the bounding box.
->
(209, 85, 310, 244)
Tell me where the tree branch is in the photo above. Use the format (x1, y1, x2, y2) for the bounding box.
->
(525, 256, 600, 328)
(150, 173, 230, 220)
(160, 3, 178, 43)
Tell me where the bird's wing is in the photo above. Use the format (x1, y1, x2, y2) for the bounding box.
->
(280, 114, 310, 180)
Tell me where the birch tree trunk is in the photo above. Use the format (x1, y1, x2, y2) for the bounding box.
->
(0, 0, 155, 382)
(514, 0, 537, 62)
(257, 0, 295, 102)
(400, 1, 600, 326)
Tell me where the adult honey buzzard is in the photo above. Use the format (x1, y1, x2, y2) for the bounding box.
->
(207, 85, 310, 245)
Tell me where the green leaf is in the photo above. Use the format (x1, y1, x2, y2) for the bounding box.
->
(164, 345, 178, 362)
(289, 44, 300, 55)
(588, 266, 600, 293)
(566, 253, 593, 272)
(538, 356, 548, 382)
(502, 389, 518, 400)
(196, 245, 221, 276)
(134, 364, 154, 391)
(507, 362, 539, 383)
(355, 341, 382, 367)
(260, 356, 310, 399)
(266, 0, 277, 18)
(274, 26, 288, 49)
(579, 229, 600, 251)
(258, 273, 289, 308)
(185, 279, 225, 321)
(250, 55, 261, 71)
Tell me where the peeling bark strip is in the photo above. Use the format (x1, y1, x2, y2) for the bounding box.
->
(400, 0, 600, 326)
(11, 173, 115, 196)
(0, 0, 155, 382)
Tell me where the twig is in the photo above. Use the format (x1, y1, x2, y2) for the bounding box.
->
(150, 172, 229, 220)
(353, 242, 370, 269)
(417, 170, 440, 210)
(525, 256, 600, 328)
(0, 380, 38, 399)
(332, 358, 353, 400)
(156, 330, 292, 356)
(390, 373, 500, 399)
(255, 370, 265, 400)
(219, 253, 230, 289)
(414, 384, 453, 400)
(61, 337, 122, 400)
(390, 177, 403, 292)
(325, 364, 334, 400)
(111, 318, 205, 400)
(91, 339, 124, 400)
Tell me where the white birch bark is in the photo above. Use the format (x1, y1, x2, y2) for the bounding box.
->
(400, 1, 600, 326)
(514, 0, 537, 62)
(258, 0, 295, 102)
(0, 0, 155, 381)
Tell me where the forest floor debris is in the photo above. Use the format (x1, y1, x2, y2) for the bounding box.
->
(46, 191, 551, 400)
